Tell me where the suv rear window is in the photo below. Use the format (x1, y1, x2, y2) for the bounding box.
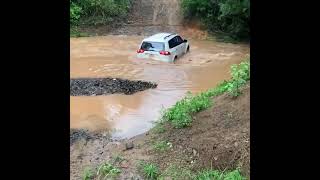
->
(141, 41, 164, 52)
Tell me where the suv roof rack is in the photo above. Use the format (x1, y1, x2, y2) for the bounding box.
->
(164, 33, 176, 40)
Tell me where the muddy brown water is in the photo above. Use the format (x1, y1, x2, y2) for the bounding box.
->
(70, 35, 249, 139)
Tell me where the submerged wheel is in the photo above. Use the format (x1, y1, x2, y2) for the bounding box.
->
(174, 56, 178, 61)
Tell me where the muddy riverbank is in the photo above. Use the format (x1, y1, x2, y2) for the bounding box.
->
(70, 84, 250, 179)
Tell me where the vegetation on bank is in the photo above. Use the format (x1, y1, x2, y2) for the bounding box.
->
(70, 0, 131, 36)
(82, 156, 124, 180)
(153, 140, 172, 152)
(85, 158, 246, 179)
(181, 0, 250, 41)
(140, 162, 160, 179)
(139, 162, 245, 180)
(163, 59, 250, 128)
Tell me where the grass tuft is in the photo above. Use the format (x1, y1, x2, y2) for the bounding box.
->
(153, 141, 172, 152)
(139, 162, 159, 180)
(82, 167, 94, 180)
(195, 169, 245, 180)
(96, 162, 121, 179)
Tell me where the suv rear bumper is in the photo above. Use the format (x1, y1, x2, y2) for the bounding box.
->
(137, 54, 174, 62)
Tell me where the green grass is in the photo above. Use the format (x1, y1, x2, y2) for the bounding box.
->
(153, 123, 166, 133)
(153, 141, 172, 152)
(82, 167, 94, 180)
(96, 162, 121, 179)
(112, 155, 125, 164)
(159, 165, 194, 180)
(152, 108, 168, 133)
(138, 162, 245, 180)
(138, 161, 246, 180)
(152, 119, 166, 134)
(140, 162, 159, 180)
(195, 169, 245, 180)
(162, 60, 250, 128)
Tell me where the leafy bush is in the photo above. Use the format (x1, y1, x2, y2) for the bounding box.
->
(70, 1, 83, 25)
(226, 61, 250, 96)
(70, 0, 130, 26)
(182, 0, 250, 41)
(164, 91, 212, 128)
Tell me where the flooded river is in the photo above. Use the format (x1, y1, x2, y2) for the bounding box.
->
(70, 35, 249, 139)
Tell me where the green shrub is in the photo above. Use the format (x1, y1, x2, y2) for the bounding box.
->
(164, 91, 212, 128)
(182, 0, 250, 41)
(70, 0, 130, 26)
(226, 60, 250, 96)
(70, 1, 83, 25)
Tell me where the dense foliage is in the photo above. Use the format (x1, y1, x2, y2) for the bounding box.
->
(182, 0, 250, 41)
(70, 1, 82, 25)
(70, 0, 130, 26)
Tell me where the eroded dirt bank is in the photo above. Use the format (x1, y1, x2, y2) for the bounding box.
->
(70, 84, 250, 179)
(78, 0, 184, 36)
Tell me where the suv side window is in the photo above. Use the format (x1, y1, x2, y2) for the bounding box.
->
(176, 36, 183, 45)
(169, 36, 183, 49)
(168, 37, 176, 49)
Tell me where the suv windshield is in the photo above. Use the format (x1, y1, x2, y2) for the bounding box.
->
(141, 41, 164, 52)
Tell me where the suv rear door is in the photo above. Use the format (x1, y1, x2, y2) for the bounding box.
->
(174, 36, 185, 56)
(168, 37, 178, 57)
(168, 36, 184, 57)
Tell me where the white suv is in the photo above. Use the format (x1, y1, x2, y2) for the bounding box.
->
(136, 33, 190, 62)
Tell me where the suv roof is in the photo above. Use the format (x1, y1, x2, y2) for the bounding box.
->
(143, 33, 177, 42)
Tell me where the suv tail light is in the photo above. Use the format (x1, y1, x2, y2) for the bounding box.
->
(160, 51, 171, 55)
(137, 49, 144, 53)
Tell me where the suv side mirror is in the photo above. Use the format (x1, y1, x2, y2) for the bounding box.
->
(183, 39, 188, 43)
